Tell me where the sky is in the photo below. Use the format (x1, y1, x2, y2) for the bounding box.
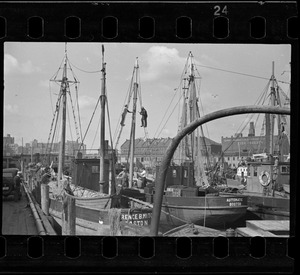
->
(4, 42, 291, 151)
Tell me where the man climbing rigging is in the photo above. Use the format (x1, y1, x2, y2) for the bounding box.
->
(120, 104, 132, 126)
(139, 107, 148, 127)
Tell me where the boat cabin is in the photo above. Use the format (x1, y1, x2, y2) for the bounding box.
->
(71, 156, 110, 193)
(244, 160, 290, 196)
(156, 162, 195, 188)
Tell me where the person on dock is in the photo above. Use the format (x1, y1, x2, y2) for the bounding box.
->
(13, 171, 22, 201)
(139, 107, 148, 127)
(120, 104, 132, 126)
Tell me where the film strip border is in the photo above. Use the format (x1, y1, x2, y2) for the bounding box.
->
(0, 235, 295, 272)
(0, 2, 298, 41)
(0, 1, 298, 273)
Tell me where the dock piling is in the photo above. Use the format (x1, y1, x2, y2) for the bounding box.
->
(62, 195, 76, 235)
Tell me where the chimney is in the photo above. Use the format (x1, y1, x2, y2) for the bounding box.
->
(248, 121, 255, 137)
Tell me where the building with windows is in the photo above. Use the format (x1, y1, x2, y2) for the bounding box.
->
(221, 121, 289, 168)
(119, 137, 222, 169)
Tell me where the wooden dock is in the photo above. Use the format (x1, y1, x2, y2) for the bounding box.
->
(2, 183, 57, 235)
(236, 220, 289, 237)
(2, 189, 38, 235)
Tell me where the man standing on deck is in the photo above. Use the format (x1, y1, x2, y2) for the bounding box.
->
(117, 168, 129, 188)
(138, 168, 147, 189)
(13, 171, 22, 201)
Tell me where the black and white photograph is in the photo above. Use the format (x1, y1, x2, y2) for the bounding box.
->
(3, 42, 291, 237)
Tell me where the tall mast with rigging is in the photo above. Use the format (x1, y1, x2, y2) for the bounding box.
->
(129, 58, 139, 188)
(57, 45, 68, 182)
(99, 45, 106, 193)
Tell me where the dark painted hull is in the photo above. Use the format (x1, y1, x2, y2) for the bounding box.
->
(246, 194, 289, 220)
(226, 178, 290, 220)
(159, 194, 248, 231)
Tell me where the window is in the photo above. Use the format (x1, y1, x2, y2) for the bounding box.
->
(254, 166, 257, 176)
(228, 157, 230, 161)
(233, 157, 235, 161)
(281, 166, 290, 174)
(92, 166, 99, 173)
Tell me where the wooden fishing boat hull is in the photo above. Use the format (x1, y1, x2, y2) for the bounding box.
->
(48, 197, 152, 235)
(163, 223, 226, 237)
(246, 194, 289, 220)
(226, 178, 290, 220)
(158, 194, 248, 231)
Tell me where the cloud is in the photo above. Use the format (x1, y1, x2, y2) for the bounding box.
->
(20, 60, 40, 74)
(78, 95, 97, 109)
(141, 46, 186, 82)
(5, 104, 19, 114)
(4, 54, 18, 75)
(4, 54, 41, 75)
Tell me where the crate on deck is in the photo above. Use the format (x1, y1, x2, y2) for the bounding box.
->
(181, 187, 198, 197)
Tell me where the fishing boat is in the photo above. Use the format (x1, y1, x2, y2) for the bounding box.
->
(152, 52, 248, 231)
(225, 62, 290, 220)
(25, 45, 152, 235)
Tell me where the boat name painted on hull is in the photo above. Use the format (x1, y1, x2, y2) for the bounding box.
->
(121, 213, 152, 226)
(227, 197, 243, 206)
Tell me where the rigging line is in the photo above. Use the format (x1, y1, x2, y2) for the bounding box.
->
(156, 54, 195, 137)
(48, 81, 54, 113)
(45, 94, 62, 159)
(137, 69, 143, 108)
(91, 116, 100, 149)
(152, 90, 179, 139)
(67, 58, 102, 74)
(154, 92, 185, 142)
(221, 84, 270, 155)
(194, 63, 291, 85)
(75, 84, 83, 142)
(113, 67, 135, 143)
(67, 100, 74, 145)
(105, 87, 116, 157)
(196, 79, 211, 140)
(220, 81, 271, 157)
(50, 56, 65, 82)
(65, 56, 80, 83)
(78, 95, 101, 151)
(152, 55, 190, 140)
(68, 89, 81, 143)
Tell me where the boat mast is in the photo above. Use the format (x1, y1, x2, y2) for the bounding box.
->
(57, 45, 68, 182)
(129, 58, 139, 188)
(265, 61, 276, 157)
(270, 61, 276, 156)
(99, 45, 106, 193)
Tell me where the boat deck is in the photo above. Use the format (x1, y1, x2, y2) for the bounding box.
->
(2, 188, 38, 235)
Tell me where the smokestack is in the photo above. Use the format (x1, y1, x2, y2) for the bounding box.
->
(248, 121, 255, 137)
